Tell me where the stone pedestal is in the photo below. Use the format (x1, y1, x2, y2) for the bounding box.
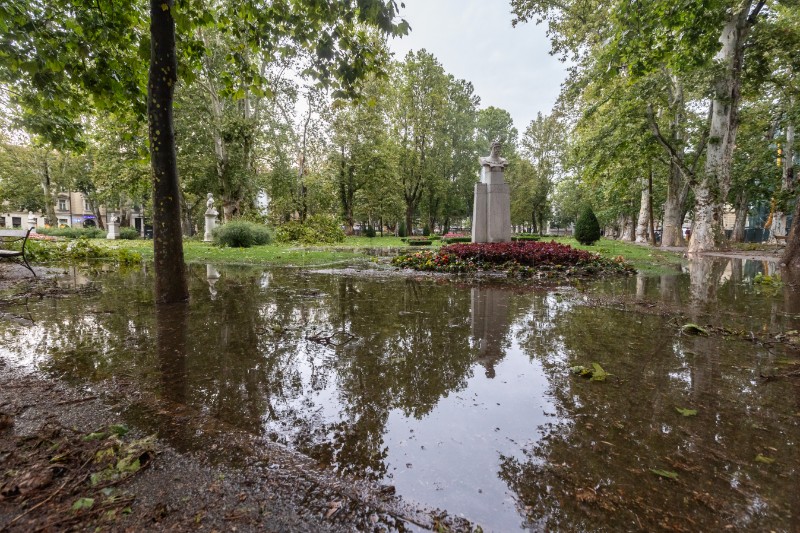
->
(106, 213, 119, 240)
(472, 146, 512, 243)
(27, 211, 37, 233)
(204, 211, 218, 242)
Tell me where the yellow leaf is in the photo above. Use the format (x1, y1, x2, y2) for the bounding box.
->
(161, 3, 169, 11)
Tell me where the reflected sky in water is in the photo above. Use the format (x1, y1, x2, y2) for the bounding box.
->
(1, 257, 798, 531)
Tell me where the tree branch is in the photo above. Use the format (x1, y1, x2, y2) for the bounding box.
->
(646, 104, 695, 181)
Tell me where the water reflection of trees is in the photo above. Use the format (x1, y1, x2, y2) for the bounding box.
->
(22, 267, 486, 481)
(503, 272, 800, 531)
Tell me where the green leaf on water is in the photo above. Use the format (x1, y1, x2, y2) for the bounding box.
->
(755, 454, 775, 464)
(82, 432, 107, 441)
(590, 363, 609, 381)
(650, 469, 679, 480)
(681, 323, 709, 336)
(675, 407, 697, 417)
(72, 497, 95, 511)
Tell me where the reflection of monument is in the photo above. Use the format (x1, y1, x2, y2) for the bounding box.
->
(472, 140, 512, 243)
(471, 286, 511, 378)
(206, 264, 220, 299)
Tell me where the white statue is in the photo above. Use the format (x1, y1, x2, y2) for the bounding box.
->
(206, 193, 214, 211)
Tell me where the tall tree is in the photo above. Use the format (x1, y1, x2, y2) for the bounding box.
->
(1, 0, 408, 302)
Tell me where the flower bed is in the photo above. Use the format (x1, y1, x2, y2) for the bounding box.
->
(392, 240, 634, 278)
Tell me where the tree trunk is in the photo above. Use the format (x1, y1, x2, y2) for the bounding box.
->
(782, 194, 800, 270)
(635, 176, 650, 243)
(730, 191, 748, 243)
(771, 116, 794, 242)
(662, 163, 686, 246)
(149, 0, 188, 304)
(39, 155, 57, 226)
(690, 7, 752, 253)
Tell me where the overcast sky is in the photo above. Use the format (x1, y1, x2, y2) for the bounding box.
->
(387, 0, 568, 135)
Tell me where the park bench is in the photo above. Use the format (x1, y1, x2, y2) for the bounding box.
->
(0, 228, 36, 277)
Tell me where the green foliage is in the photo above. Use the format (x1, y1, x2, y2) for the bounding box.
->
(274, 215, 345, 245)
(118, 227, 139, 240)
(422, 224, 431, 236)
(37, 226, 105, 239)
(364, 225, 377, 238)
(574, 206, 601, 245)
(213, 220, 272, 248)
(398, 221, 408, 238)
(22, 237, 141, 264)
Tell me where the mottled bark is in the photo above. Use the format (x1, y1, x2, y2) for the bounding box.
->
(635, 176, 650, 243)
(782, 194, 800, 270)
(39, 156, 57, 226)
(690, 5, 757, 252)
(149, 0, 188, 304)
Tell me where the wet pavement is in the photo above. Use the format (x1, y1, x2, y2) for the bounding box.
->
(1, 257, 799, 531)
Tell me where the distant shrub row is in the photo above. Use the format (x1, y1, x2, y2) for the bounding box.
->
(36, 226, 140, 240)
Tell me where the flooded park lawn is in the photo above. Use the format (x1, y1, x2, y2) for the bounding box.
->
(1, 257, 799, 531)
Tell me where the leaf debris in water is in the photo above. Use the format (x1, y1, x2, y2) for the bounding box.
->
(675, 407, 697, 417)
(681, 323, 709, 336)
(650, 469, 679, 480)
(570, 363, 610, 381)
(755, 454, 776, 464)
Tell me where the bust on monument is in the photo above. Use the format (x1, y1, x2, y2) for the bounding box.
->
(205, 193, 217, 215)
(479, 140, 508, 170)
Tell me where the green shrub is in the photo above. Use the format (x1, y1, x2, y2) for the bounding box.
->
(512, 235, 540, 242)
(574, 206, 601, 245)
(406, 237, 432, 246)
(37, 226, 104, 239)
(119, 227, 140, 240)
(274, 215, 345, 245)
(422, 224, 430, 236)
(398, 221, 407, 238)
(364, 225, 377, 238)
(442, 236, 472, 244)
(213, 220, 272, 248)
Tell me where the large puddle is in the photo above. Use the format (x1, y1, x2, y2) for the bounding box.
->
(1, 257, 799, 531)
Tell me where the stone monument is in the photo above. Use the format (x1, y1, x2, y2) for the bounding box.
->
(472, 140, 511, 243)
(106, 213, 120, 239)
(27, 211, 37, 233)
(204, 193, 218, 242)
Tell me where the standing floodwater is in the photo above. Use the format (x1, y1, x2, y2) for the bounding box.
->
(1, 256, 798, 531)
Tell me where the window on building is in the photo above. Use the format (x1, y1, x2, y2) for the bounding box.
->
(12, 217, 22, 228)
(84, 199, 92, 211)
(58, 198, 67, 211)
(0, 217, 5, 227)
(58, 218, 69, 227)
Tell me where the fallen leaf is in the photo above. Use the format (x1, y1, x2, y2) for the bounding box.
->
(72, 497, 95, 511)
(681, 323, 709, 336)
(755, 454, 775, 464)
(650, 469, 679, 480)
(675, 407, 698, 417)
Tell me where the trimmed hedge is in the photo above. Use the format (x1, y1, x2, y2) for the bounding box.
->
(119, 227, 140, 240)
(213, 220, 272, 248)
(575, 206, 601, 245)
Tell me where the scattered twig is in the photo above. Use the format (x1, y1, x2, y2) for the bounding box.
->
(55, 396, 98, 406)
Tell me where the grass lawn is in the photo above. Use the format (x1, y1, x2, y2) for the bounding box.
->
(546, 237, 685, 273)
(91, 235, 684, 273)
